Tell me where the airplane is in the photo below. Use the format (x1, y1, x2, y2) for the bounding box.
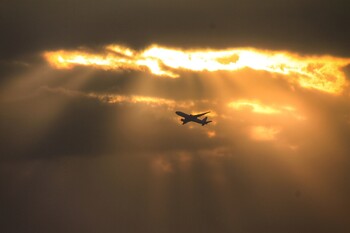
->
(175, 111, 212, 126)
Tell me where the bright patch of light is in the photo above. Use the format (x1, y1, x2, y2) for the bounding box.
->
(250, 126, 280, 141)
(228, 100, 282, 114)
(207, 131, 216, 138)
(44, 44, 350, 94)
(228, 100, 299, 115)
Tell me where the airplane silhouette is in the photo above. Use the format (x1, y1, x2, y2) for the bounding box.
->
(175, 111, 212, 126)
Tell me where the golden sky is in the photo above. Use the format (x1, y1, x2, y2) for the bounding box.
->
(1, 1, 350, 233)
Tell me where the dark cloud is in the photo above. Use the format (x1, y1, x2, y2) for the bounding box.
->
(1, 0, 350, 61)
(1, 62, 350, 233)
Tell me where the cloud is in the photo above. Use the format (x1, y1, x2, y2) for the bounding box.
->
(228, 99, 291, 114)
(44, 44, 350, 94)
(1, 0, 350, 62)
(1, 1, 350, 232)
(250, 125, 280, 141)
(1, 55, 349, 162)
(42, 86, 195, 109)
(1, 60, 350, 233)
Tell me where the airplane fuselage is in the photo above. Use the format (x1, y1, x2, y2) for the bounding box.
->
(175, 111, 212, 126)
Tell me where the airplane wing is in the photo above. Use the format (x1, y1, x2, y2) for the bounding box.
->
(192, 111, 210, 118)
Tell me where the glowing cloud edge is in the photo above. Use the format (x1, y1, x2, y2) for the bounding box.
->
(44, 44, 350, 94)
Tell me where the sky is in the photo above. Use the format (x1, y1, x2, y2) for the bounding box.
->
(1, 1, 350, 233)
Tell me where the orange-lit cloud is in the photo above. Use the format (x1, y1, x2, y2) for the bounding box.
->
(44, 44, 350, 94)
(227, 99, 303, 117)
(228, 99, 287, 114)
(207, 130, 216, 138)
(250, 126, 280, 141)
(91, 93, 197, 110)
(42, 87, 195, 110)
(152, 157, 173, 173)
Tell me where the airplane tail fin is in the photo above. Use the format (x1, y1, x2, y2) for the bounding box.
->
(201, 117, 212, 126)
